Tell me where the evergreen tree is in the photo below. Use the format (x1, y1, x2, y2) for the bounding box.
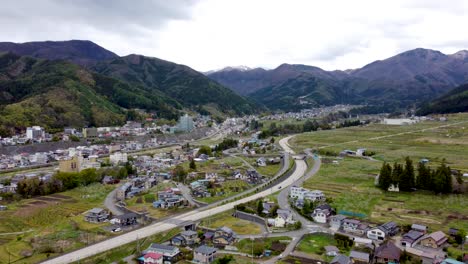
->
(257, 200, 264, 215)
(189, 159, 196, 170)
(378, 162, 392, 191)
(416, 162, 432, 190)
(400, 157, 415, 192)
(391, 162, 403, 187)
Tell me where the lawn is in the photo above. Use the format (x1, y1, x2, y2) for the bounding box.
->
(199, 210, 262, 235)
(296, 233, 339, 261)
(0, 183, 115, 264)
(197, 180, 251, 204)
(291, 113, 468, 231)
(236, 236, 291, 256)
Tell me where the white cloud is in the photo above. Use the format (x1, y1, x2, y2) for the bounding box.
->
(1, 0, 468, 71)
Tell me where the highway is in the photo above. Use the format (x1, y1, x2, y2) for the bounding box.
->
(42, 136, 306, 264)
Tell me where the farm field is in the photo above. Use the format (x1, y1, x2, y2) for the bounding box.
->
(199, 210, 262, 235)
(197, 180, 252, 203)
(236, 236, 291, 256)
(0, 183, 115, 264)
(292, 114, 468, 231)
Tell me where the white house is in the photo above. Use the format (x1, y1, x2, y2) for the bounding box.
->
(205, 172, 218, 180)
(312, 204, 332, 223)
(274, 209, 295, 228)
(109, 152, 128, 165)
(26, 126, 45, 140)
(304, 190, 326, 201)
(290, 186, 308, 200)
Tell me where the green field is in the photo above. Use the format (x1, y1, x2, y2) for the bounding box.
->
(296, 233, 339, 261)
(291, 114, 468, 231)
(199, 210, 262, 235)
(236, 236, 291, 256)
(0, 183, 115, 264)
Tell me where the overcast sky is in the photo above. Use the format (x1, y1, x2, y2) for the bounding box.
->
(2, 0, 468, 71)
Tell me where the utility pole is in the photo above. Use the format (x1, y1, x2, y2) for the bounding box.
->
(251, 236, 254, 264)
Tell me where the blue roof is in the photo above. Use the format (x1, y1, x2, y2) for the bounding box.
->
(441, 259, 464, 264)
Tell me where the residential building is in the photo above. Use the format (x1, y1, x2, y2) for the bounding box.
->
(411, 224, 428, 234)
(331, 254, 352, 264)
(401, 230, 424, 247)
(343, 219, 368, 236)
(144, 243, 180, 263)
(290, 186, 325, 201)
(312, 204, 332, 223)
(350, 250, 370, 264)
(26, 126, 45, 140)
(193, 245, 217, 263)
(58, 155, 100, 173)
(274, 209, 295, 228)
(114, 213, 138, 226)
(116, 182, 132, 200)
(180, 230, 199, 245)
(84, 208, 109, 223)
(213, 226, 236, 246)
(110, 152, 128, 165)
(325, 245, 340, 257)
(140, 252, 163, 264)
(374, 242, 401, 264)
(420, 231, 448, 249)
(175, 114, 194, 132)
(367, 221, 399, 241)
(82, 127, 98, 138)
(330, 215, 347, 230)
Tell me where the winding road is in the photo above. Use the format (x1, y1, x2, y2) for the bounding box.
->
(42, 136, 307, 264)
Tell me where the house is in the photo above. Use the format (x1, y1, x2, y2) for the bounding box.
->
(213, 226, 236, 246)
(312, 204, 332, 223)
(116, 182, 132, 201)
(256, 157, 266, 167)
(204, 231, 215, 241)
(102, 176, 117, 184)
(84, 208, 109, 223)
(290, 186, 325, 201)
(205, 172, 218, 181)
(367, 221, 399, 240)
(343, 219, 368, 235)
(331, 254, 352, 264)
(304, 190, 326, 201)
(274, 209, 295, 228)
(144, 243, 180, 263)
(401, 230, 424, 247)
(448, 228, 459, 237)
(140, 252, 163, 264)
(374, 242, 401, 264)
(411, 224, 428, 234)
(114, 213, 138, 226)
(170, 236, 186, 246)
(325, 245, 340, 256)
(262, 202, 276, 216)
(350, 251, 370, 264)
(193, 245, 217, 263)
(180, 230, 199, 245)
(330, 215, 347, 230)
(420, 231, 448, 249)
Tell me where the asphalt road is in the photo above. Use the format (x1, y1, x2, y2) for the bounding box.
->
(104, 187, 124, 216)
(42, 136, 306, 264)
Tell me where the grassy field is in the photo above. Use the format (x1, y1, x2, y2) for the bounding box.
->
(197, 180, 251, 204)
(291, 114, 468, 231)
(125, 181, 192, 219)
(199, 210, 262, 235)
(296, 233, 340, 261)
(236, 236, 291, 255)
(0, 183, 115, 264)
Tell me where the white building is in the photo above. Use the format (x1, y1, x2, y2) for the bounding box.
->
(176, 114, 195, 132)
(110, 152, 128, 165)
(290, 186, 325, 202)
(274, 209, 295, 228)
(382, 118, 418, 125)
(26, 126, 45, 140)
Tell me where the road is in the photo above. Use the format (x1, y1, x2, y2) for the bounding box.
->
(104, 187, 125, 216)
(177, 182, 201, 207)
(42, 136, 306, 264)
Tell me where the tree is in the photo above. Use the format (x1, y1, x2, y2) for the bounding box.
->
(189, 159, 196, 170)
(80, 168, 100, 186)
(173, 165, 187, 182)
(214, 255, 234, 264)
(399, 157, 415, 192)
(391, 162, 403, 186)
(197, 145, 212, 157)
(270, 137, 275, 144)
(416, 161, 432, 190)
(69, 135, 80, 142)
(433, 160, 452, 194)
(257, 199, 264, 215)
(378, 162, 392, 191)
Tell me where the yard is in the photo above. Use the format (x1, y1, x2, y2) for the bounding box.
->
(236, 236, 291, 256)
(291, 114, 468, 231)
(125, 181, 192, 219)
(196, 179, 251, 204)
(199, 210, 263, 235)
(296, 233, 342, 261)
(0, 183, 115, 264)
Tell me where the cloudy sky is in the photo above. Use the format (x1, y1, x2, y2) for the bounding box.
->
(2, 0, 468, 71)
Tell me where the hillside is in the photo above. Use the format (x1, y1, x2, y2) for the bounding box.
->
(0, 53, 182, 135)
(208, 48, 468, 111)
(93, 54, 258, 116)
(417, 83, 468, 115)
(0, 40, 118, 66)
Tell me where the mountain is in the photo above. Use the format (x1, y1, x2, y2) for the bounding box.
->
(208, 48, 468, 111)
(417, 83, 468, 115)
(0, 40, 118, 66)
(0, 52, 183, 135)
(93, 55, 257, 116)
